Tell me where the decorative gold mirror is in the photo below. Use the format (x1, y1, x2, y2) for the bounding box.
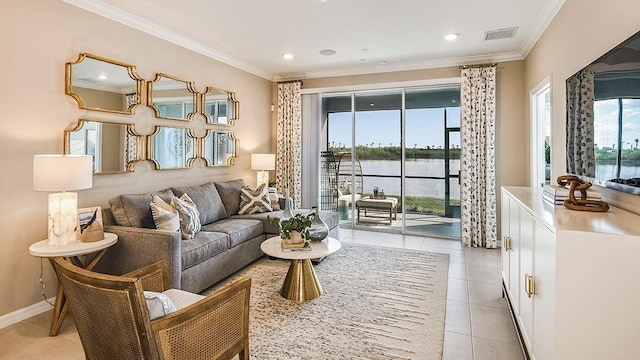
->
(148, 126, 197, 169)
(202, 87, 239, 125)
(202, 130, 237, 166)
(64, 119, 142, 174)
(148, 74, 197, 121)
(65, 53, 143, 114)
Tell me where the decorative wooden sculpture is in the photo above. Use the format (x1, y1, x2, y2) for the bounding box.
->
(557, 175, 609, 212)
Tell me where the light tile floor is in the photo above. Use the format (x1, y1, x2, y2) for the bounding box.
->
(0, 229, 523, 360)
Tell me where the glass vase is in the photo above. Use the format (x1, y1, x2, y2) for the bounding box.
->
(308, 206, 329, 242)
(282, 189, 293, 221)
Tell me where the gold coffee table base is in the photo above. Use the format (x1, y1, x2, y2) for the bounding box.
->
(280, 259, 322, 302)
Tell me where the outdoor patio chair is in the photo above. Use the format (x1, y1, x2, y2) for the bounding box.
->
(52, 258, 251, 360)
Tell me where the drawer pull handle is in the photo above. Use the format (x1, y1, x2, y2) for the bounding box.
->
(525, 273, 535, 298)
(503, 236, 511, 251)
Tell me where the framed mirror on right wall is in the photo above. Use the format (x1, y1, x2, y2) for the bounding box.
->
(566, 30, 640, 195)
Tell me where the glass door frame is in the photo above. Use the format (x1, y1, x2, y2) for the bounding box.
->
(320, 85, 462, 238)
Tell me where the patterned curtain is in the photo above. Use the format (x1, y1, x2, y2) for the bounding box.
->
(124, 93, 139, 167)
(460, 65, 497, 248)
(276, 81, 303, 208)
(566, 67, 595, 177)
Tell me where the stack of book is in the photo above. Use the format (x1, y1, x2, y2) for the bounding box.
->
(542, 184, 601, 205)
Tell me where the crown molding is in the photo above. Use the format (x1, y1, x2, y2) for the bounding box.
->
(62, 0, 273, 80)
(519, 0, 566, 57)
(276, 51, 524, 81)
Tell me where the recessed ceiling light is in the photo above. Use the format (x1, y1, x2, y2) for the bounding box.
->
(319, 49, 336, 56)
(282, 53, 294, 60)
(97, 74, 108, 81)
(444, 33, 460, 41)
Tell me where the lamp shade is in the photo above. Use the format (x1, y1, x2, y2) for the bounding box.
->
(33, 155, 93, 192)
(251, 154, 275, 171)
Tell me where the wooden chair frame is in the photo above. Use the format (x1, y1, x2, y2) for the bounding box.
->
(52, 258, 250, 360)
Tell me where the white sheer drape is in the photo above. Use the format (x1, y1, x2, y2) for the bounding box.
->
(460, 65, 498, 248)
(276, 81, 303, 208)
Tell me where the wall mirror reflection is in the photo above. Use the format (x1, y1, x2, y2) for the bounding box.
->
(148, 74, 197, 121)
(65, 53, 143, 114)
(566, 30, 640, 195)
(202, 130, 237, 166)
(64, 120, 141, 174)
(148, 126, 196, 169)
(203, 87, 238, 125)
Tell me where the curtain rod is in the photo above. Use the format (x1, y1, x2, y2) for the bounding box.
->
(277, 80, 304, 85)
(459, 63, 497, 69)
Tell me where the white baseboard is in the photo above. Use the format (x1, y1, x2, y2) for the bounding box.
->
(0, 297, 56, 330)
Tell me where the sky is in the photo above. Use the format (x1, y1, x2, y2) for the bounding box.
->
(593, 99, 640, 150)
(327, 107, 461, 149)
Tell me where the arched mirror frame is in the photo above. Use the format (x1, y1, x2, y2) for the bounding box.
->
(147, 125, 198, 170)
(63, 119, 144, 174)
(148, 73, 198, 121)
(201, 86, 240, 126)
(199, 129, 239, 167)
(65, 53, 144, 115)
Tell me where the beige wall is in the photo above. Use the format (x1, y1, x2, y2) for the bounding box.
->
(0, 1, 272, 316)
(73, 87, 125, 112)
(525, 0, 640, 214)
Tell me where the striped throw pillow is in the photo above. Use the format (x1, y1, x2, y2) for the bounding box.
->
(171, 194, 201, 240)
(238, 184, 273, 215)
(150, 195, 180, 233)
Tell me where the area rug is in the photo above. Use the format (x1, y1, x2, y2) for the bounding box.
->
(205, 244, 449, 359)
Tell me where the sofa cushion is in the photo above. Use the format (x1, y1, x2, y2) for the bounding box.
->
(200, 218, 263, 248)
(233, 210, 339, 235)
(214, 179, 245, 216)
(238, 184, 272, 214)
(109, 189, 174, 228)
(233, 210, 283, 234)
(181, 231, 229, 270)
(172, 182, 227, 225)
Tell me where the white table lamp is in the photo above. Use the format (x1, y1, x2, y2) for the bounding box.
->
(251, 153, 275, 187)
(33, 155, 93, 245)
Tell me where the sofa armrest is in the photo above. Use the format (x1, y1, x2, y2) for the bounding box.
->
(94, 225, 183, 289)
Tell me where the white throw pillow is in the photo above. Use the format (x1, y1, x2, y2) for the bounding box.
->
(171, 194, 201, 240)
(144, 291, 177, 320)
(150, 195, 180, 233)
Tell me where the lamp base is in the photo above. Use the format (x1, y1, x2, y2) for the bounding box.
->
(257, 170, 269, 188)
(47, 192, 79, 245)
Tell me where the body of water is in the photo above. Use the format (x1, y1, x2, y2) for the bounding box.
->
(357, 160, 639, 199)
(359, 159, 460, 199)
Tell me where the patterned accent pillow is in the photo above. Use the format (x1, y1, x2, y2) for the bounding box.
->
(171, 194, 201, 240)
(150, 195, 180, 233)
(238, 184, 273, 215)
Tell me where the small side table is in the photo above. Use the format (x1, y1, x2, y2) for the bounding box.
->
(28, 233, 117, 336)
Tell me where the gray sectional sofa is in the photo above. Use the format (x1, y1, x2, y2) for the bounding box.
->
(95, 179, 339, 293)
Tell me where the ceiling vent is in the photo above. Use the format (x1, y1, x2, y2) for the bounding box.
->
(484, 27, 518, 41)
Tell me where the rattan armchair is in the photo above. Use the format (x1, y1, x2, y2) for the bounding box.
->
(52, 258, 250, 360)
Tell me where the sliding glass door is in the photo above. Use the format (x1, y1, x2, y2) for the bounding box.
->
(321, 85, 461, 238)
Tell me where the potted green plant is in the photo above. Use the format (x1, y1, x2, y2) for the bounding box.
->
(269, 213, 314, 244)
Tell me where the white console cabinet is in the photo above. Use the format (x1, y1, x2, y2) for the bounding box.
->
(501, 186, 640, 360)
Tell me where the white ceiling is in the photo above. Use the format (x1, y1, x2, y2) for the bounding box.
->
(63, 0, 566, 81)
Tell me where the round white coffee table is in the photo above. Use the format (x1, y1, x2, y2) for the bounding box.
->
(261, 236, 341, 302)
